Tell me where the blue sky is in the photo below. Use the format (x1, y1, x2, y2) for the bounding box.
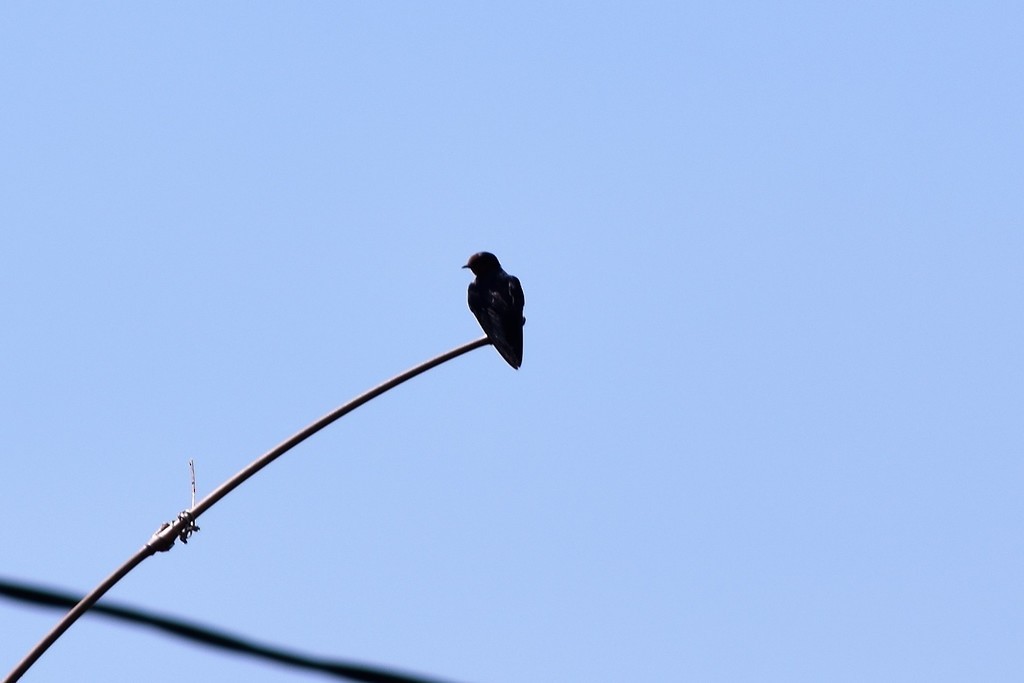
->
(1, 3, 1021, 682)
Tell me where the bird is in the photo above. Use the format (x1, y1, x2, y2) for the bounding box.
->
(463, 251, 526, 369)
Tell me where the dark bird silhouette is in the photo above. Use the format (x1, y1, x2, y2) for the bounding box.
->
(463, 251, 526, 369)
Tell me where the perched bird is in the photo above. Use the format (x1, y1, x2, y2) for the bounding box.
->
(463, 251, 526, 369)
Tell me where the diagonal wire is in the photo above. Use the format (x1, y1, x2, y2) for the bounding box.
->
(0, 577, 462, 683)
(4, 336, 491, 682)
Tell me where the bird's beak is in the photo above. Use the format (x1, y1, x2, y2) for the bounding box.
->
(461, 263, 470, 269)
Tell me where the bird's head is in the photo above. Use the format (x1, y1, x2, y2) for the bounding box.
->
(462, 251, 502, 276)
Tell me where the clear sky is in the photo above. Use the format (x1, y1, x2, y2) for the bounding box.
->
(1, 3, 1021, 682)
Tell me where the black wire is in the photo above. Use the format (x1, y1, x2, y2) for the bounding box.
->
(0, 577, 468, 683)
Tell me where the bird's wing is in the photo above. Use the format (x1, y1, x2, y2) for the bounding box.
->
(468, 274, 524, 369)
(507, 275, 524, 311)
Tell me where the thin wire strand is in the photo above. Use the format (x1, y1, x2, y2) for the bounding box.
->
(4, 336, 490, 683)
(0, 577, 464, 683)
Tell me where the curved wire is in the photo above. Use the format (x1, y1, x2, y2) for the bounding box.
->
(4, 336, 490, 682)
